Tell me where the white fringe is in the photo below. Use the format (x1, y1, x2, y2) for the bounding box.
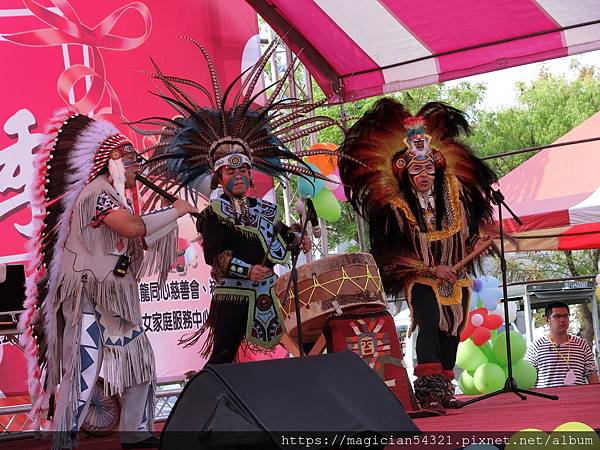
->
(102, 334, 156, 396)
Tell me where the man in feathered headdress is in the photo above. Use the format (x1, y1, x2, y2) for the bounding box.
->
(181, 142, 311, 363)
(20, 110, 197, 449)
(132, 38, 338, 363)
(339, 98, 497, 415)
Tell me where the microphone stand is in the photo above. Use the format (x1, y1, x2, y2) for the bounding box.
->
(279, 206, 314, 357)
(459, 188, 558, 407)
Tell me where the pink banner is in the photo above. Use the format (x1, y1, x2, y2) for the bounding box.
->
(0, 0, 261, 383)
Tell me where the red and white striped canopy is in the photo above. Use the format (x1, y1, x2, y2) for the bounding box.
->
(498, 112, 600, 252)
(248, 0, 600, 102)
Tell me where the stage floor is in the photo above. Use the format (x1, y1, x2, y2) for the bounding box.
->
(1, 384, 598, 449)
(413, 383, 600, 432)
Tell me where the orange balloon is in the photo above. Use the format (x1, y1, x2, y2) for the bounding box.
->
(306, 143, 338, 176)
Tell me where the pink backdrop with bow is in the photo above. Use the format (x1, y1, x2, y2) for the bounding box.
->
(0, 0, 261, 387)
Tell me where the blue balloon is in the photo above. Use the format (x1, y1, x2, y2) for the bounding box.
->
(297, 163, 324, 198)
(483, 275, 500, 289)
(472, 277, 484, 292)
(479, 287, 502, 310)
(469, 291, 480, 310)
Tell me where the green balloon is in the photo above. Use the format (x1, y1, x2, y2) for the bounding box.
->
(474, 363, 505, 394)
(312, 188, 341, 222)
(479, 341, 498, 364)
(503, 360, 537, 389)
(456, 339, 488, 371)
(492, 330, 527, 365)
(458, 370, 479, 395)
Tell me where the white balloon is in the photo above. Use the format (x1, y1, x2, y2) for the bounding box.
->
(324, 174, 341, 191)
(471, 313, 484, 327)
(493, 302, 517, 323)
(295, 198, 305, 215)
(595, 273, 600, 285)
(508, 302, 518, 323)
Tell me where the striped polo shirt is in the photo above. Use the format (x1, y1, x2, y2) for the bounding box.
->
(525, 335, 597, 388)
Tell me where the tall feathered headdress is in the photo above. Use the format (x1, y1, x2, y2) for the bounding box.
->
(129, 37, 345, 205)
(339, 98, 497, 223)
(19, 109, 135, 427)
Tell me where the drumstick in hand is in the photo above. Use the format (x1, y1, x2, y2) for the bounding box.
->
(452, 237, 493, 272)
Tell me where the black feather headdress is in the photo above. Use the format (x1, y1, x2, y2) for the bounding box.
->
(130, 37, 345, 205)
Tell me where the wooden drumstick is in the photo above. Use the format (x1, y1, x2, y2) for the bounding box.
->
(452, 237, 493, 271)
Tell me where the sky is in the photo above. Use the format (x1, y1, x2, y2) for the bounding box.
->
(447, 50, 600, 110)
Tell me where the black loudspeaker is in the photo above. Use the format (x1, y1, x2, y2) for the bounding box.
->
(0, 264, 25, 313)
(161, 351, 419, 450)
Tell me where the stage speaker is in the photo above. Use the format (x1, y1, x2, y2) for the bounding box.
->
(0, 264, 25, 330)
(0, 264, 25, 313)
(161, 351, 419, 449)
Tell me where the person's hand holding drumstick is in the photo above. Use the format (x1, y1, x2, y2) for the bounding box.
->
(434, 235, 493, 282)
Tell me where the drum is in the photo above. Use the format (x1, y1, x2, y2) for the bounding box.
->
(274, 253, 387, 343)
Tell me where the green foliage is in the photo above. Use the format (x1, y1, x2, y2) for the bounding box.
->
(468, 63, 600, 175)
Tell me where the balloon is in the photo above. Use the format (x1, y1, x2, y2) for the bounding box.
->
(295, 198, 305, 216)
(324, 173, 341, 191)
(553, 421, 595, 433)
(312, 188, 341, 222)
(472, 278, 484, 292)
(458, 370, 479, 395)
(483, 275, 500, 289)
(493, 331, 527, 365)
(551, 422, 600, 449)
(479, 287, 501, 310)
(503, 360, 537, 389)
(297, 163, 324, 198)
(484, 313, 504, 330)
(469, 291, 480, 310)
(479, 341, 498, 364)
(306, 143, 338, 176)
(595, 273, 600, 285)
(474, 363, 505, 394)
(596, 286, 600, 298)
(460, 321, 475, 342)
(456, 339, 488, 371)
(472, 327, 492, 346)
(471, 313, 484, 327)
(329, 167, 348, 201)
(505, 429, 547, 450)
(493, 302, 517, 323)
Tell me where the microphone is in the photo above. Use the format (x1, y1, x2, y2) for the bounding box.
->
(305, 198, 321, 238)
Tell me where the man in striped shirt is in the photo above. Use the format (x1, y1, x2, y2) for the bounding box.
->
(525, 301, 599, 388)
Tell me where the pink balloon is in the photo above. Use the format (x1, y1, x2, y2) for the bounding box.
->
(330, 167, 347, 201)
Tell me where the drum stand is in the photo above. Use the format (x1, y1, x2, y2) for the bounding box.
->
(458, 188, 558, 407)
(280, 207, 315, 357)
